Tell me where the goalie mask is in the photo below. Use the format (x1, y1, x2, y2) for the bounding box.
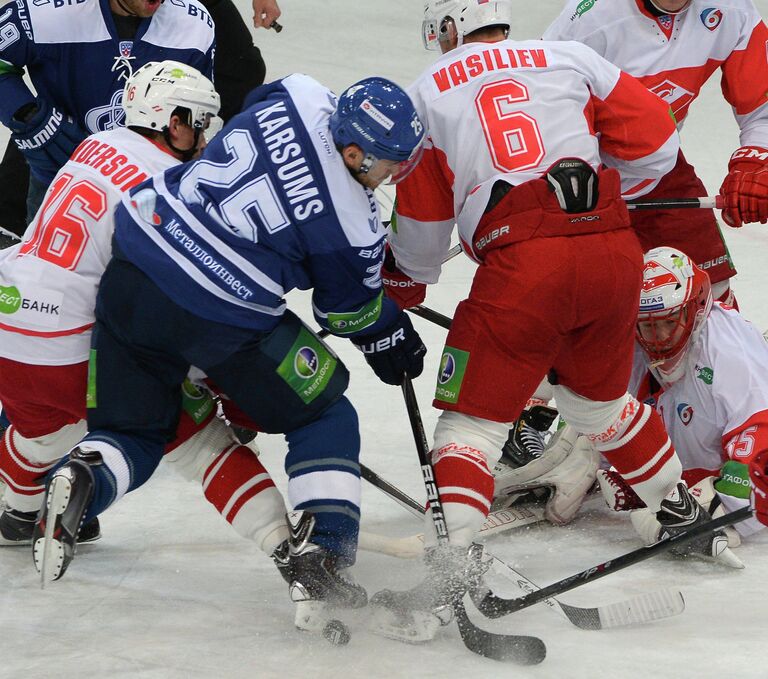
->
(422, 0, 513, 51)
(636, 247, 712, 385)
(123, 61, 223, 153)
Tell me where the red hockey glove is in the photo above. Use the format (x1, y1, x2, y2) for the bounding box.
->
(382, 245, 426, 310)
(719, 146, 768, 227)
(750, 449, 768, 527)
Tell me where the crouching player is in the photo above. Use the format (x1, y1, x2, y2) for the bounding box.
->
(598, 247, 766, 562)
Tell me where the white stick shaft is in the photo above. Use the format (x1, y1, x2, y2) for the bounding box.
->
(358, 504, 545, 559)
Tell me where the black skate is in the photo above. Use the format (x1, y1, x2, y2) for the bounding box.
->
(492, 406, 558, 510)
(1, 506, 100, 547)
(369, 543, 489, 643)
(271, 538, 292, 584)
(500, 405, 558, 468)
(656, 482, 733, 562)
(285, 511, 367, 634)
(32, 459, 95, 585)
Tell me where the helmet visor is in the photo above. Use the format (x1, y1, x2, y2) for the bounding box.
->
(636, 306, 692, 362)
(386, 141, 425, 185)
(202, 114, 223, 142)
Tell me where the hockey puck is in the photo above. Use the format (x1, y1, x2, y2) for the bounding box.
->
(323, 619, 350, 646)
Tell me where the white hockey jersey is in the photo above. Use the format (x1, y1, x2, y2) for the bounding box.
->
(0, 128, 179, 365)
(544, 0, 768, 147)
(629, 304, 768, 535)
(392, 39, 679, 283)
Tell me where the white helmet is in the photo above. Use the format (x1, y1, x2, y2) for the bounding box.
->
(422, 0, 513, 50)
(123, 60, 221, 138)
(636, 247, 712, 385)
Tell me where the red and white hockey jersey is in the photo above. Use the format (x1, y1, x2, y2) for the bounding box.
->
(630, 304, 768, 535)
(544, 0, 768, 146)
(0, 128, 178, 365)
(392, 39, 679, 283)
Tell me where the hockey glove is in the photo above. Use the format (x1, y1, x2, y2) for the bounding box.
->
(382, 245, 426, 310)
(750, 449, 768, 527)
(352, 311, 426, 385)
(9, 98, 87, 183)
(719, 146, 768, 227)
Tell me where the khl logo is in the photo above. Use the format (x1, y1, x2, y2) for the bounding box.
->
(438, 353, 455, 385)
(294, 347, 319, 378)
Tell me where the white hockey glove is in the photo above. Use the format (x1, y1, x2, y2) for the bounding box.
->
(492, 424, 599, 525)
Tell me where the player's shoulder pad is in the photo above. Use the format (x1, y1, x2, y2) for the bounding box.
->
(26, 0, 112, 46)
(700, 305, 768, 379)
(141, 0, 215, 54)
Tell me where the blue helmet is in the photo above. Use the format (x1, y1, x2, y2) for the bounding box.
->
(329, 77, 425, 166)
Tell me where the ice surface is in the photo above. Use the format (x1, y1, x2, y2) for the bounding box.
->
(2, 1, 767, 677)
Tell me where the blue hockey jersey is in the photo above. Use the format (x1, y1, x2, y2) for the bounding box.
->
(114, 74, 399, 337)
(0, 0, 215, 131)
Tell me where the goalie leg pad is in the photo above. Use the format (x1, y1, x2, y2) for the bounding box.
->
(494, 424, 599, 525)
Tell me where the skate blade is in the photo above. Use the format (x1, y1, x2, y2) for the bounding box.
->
(367, 605, 443, 644)
(34, 475, 72, 588)
(294, 600, 330, 633)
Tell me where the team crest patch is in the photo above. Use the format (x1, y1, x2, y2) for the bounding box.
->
(677, 403, 694, 426)
(119, 41, 133, 57)
(658, 15, 673, 30)
(700, 8, 723, 31)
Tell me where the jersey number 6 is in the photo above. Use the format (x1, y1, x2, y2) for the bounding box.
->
(475, 78, 545, 173)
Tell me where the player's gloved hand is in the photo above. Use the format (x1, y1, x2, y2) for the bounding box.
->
(382, 245, 426, 310)
(8, 97, 87, 183)
(750, 449, 768, 526)
(351, 311, 426, 385)
(719, 146, 768, 227)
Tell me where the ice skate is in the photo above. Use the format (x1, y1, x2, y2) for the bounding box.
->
(1, 506, 100, 547)
(368, 543, 489, 643)
(32, 459, 95, 585)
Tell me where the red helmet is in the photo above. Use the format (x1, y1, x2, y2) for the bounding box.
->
(636, 247, 712, 383)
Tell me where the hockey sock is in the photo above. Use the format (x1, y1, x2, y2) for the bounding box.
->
(285, 397, 361, 567)
(0, 426, 58, 513)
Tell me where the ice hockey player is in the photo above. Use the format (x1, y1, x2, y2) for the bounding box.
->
(372, 0, 736, 642)
(32, 74, 427, 633)
(488, 0, 768, 536)
(0, 0, 215, 228)
(0, 62, 289, 570)
(597, 246, 766, 559)
(544, 0, 768, 307)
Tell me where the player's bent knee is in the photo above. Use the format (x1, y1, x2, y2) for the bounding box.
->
(552, 385, 631, 439)
(432, 410, 509, 467)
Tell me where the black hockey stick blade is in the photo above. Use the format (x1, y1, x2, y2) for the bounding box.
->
(409, 305, 452, 330)
(454, 598, 546, 665)
(477, 505, 751, 619)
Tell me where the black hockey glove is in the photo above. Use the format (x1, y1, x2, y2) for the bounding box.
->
(351, 311, 426, 386)
(9, 98, 87, 183)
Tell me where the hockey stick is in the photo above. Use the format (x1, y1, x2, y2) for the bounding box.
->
(400, 375, 546, 664)
(476, 505, 752, 619)
(360, 461, 684, 630)
(626, 196, 723, 210)
(358, 505, 545, 559)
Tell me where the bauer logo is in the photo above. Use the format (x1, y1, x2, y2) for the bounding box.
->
(294, 347, 319, 378)
(700, 8, 723, 31)
(677, 403, 694, 426)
